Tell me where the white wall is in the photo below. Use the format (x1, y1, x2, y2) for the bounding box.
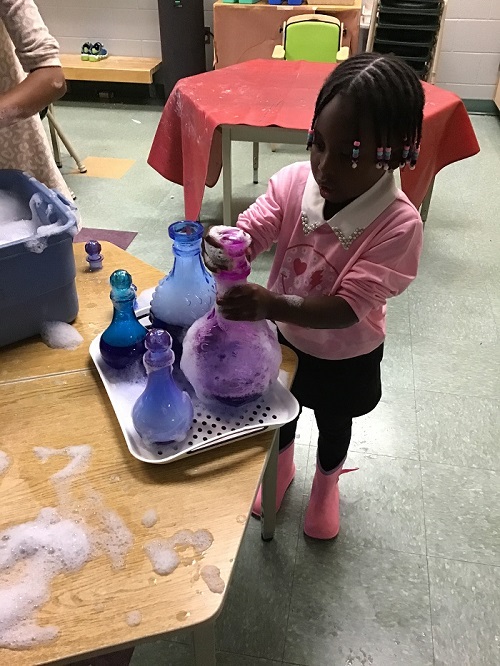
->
(436, 0, 500, 99)
(35, 0, 162, 59)
(36, 0, 500, 99)
(36, 0, 216, 68)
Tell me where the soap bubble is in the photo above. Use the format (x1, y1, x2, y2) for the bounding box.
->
(40, 322, 83, 350)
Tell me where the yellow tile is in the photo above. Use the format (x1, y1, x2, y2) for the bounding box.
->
(75, 157, 135, 179)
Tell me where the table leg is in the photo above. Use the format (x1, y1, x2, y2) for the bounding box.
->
(420, 176, 435, 225)
(222, 126, 233, 226)
(48, 105, 62, 168)
(193, 621, 216, 666)
(253, 142, 259, 184)
(261, 429, 279, 542)
(47, 107, 87, 173)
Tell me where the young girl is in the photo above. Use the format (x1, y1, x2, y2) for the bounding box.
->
(205, 52, 424, 540)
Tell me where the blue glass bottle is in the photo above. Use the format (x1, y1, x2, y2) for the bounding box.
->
(132, 329, 193, 443)
(150, 221, 216, 357)
(99, 269, 148, 369)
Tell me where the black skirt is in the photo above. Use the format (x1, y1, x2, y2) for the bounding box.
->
(278, 331, 384, 418)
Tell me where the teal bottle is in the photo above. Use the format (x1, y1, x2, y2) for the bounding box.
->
(99, 269, 148, 369)
(132, 329, 193, 444)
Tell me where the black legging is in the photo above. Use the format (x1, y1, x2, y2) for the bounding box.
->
(279, 409, 352, 472)
(276, 331, 383, 473)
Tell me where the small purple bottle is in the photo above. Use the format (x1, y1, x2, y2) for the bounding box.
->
(85, 240, 103, 271)
(132, 330, 193, 444)
(181, 227, 282, 406)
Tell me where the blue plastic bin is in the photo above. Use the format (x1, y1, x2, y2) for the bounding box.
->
(0, 170, 79, 348)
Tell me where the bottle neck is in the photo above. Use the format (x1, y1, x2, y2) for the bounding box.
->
(217, 253, 251, 284)
(171, 241, 206, 278)
(214, 254, 250, 320)
(111, 296, 136, 321)
(145, 361, 174, 379)
(215, 275, 247, 298)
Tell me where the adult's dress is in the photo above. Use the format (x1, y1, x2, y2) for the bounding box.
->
(0, 0, 71, 200)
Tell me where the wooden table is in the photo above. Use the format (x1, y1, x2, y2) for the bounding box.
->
(213, 0, 362, 68)
(0, 242, 296, 665)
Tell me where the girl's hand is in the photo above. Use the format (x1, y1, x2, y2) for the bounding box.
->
(202, 226, 253, 274)
(217, 284, 275, 321)
(202, 227, 231, 273)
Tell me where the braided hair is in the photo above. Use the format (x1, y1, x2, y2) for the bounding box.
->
(308, 52, 424, 166)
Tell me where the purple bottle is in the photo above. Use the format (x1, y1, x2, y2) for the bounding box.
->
(132, 329, 193, 444)
(181, 227, 282, 406)
(85, 240, 103, 271)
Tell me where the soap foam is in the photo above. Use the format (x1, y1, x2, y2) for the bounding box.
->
(0, 219, 37, 246)
(208, 225, 251, 249)
(24, 237, 48, 254)
(166, 529, 214, 553)
(0, 445, 134, 650)
(0, 191, 73, 251)
(282, 294, 304, 309)
(189, 529, 214, 554)
(0, 190, 31, 224)
(136, 287, 155, 310)
(93, 508, 133, 570)
(81, 490, 133, 570)
(40, 322, 83, 351)
(200, 565, 225, 594)
(0, 509, 91, 649)
(141, 509, 158, 528)
(144, 540, 180, 575)
(33, 445, 91, 481)
(0, 191, 35, 248)
(126, 610, 142, 627)
(203, 241, 231, 271)
(0, 451, 10, 475)
(145, 528, 215, 578)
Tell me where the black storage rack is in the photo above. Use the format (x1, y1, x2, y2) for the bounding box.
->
(368, 0, 446, 81)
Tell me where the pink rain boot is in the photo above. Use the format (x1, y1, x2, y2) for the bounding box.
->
(304, 457, 357, 539)
(251, 440, 295, 518)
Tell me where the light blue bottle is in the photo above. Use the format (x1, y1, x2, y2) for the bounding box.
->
(132, 329, 193, 444)
(150, 221, 216, 358)
(99, 269, 148, 369)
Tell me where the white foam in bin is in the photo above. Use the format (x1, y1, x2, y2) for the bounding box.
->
(90, 307, 299, 464)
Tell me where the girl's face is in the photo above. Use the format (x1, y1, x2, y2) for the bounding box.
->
(310, 94, 386, 204)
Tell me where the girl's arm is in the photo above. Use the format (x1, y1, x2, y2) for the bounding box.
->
(219, 285, 358, 329)
(0, 0, 66, 128)
(220, 212, 423, 329)
(204, 165, 294, 270)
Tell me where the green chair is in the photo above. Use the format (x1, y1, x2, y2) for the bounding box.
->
(272, 14, 350, 63)
(244, 15, 349, 214)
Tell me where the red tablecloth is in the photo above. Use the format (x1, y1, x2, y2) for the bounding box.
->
(148, 59, 479, 220)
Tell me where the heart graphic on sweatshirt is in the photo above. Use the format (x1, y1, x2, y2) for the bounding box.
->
(293, 258, 307, 276)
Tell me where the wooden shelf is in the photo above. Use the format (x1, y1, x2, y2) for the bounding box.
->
(60, 54, 161, 84)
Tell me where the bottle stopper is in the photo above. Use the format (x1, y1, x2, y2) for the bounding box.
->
(85, 240, 103, 271)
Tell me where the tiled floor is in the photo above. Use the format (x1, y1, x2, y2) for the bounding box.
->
(53, 104, 500, 665)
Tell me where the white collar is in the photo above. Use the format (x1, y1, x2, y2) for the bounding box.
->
(301, 170, 399, 249)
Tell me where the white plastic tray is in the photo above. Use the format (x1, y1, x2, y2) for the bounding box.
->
(89, 308, 299, 464)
